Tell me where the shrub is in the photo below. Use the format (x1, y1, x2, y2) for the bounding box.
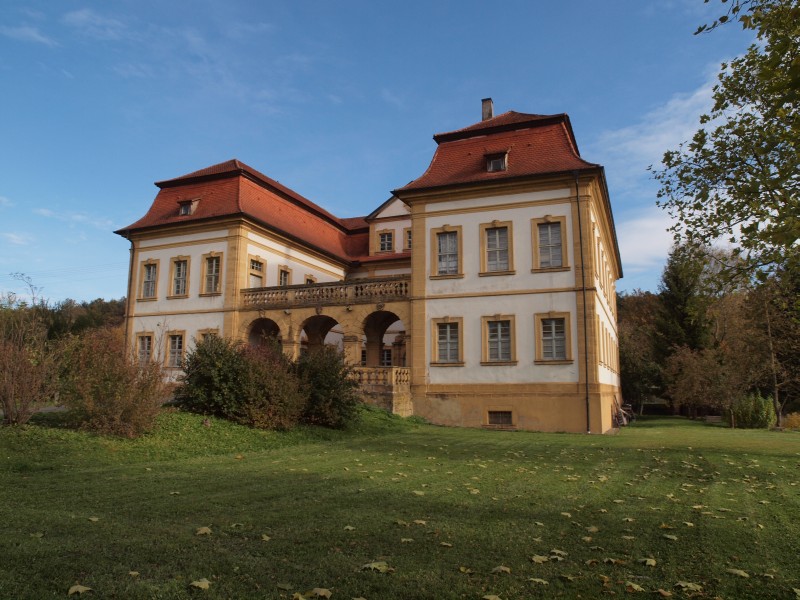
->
(295, 347, 361, 429)
(729, 392, 776, 429)
(176, 337, 305, 430)
(175, 335, 247, 418)
(0, 296, 60, 425)
(783, 412, 800, 430)
(59, 328, 166, 438)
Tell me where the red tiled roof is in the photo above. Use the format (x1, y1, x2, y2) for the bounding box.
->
(395, 112, 599, 193)
(115, 159, 369, 264)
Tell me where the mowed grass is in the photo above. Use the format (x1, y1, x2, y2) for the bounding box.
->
(1, 409, 799, 599)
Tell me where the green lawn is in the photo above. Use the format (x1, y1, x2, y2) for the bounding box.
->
(1, 408, 799, 599)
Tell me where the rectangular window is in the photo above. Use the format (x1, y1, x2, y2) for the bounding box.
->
(137, 335, 153, 365)
(305, 276, 316, 285)
(378, 231, 393, 253)
(488, 410, 513, 426)
(437, 231, 458, 274)
(480, 221, 514, 274)
(203, 255, 221, 294)
(482, 315, 516, 364)
(532, 217, 568, 271)
(404, 227, 412, 250)
(279, 266, 291, 286)
(542, 318, 566, 360)
(380, 348, 392, 367)
(486, 154, 507, 172)
(249, 257, 264, 288)
(487, 320, 511, 361)
(167, 333, 184, 368)
(172, 259, 188, 296)
(431, 318, 463, 365)
(142, 262, 157, 299)
(178, 203, 192, 216)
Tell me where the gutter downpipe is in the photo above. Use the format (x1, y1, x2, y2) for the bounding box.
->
(573, 171, 591, 434)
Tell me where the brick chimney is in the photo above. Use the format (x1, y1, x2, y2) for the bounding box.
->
(481, 98, 494, 121)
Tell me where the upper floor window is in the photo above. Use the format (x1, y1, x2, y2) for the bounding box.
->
(279, 266, 292, 286)
(203, 254, 222, 294)
(532, 216, 569, 271)
(486, 153, 507, 172)
(140, 261, 158, 299)
(249, 257, 264, 288)
(480, 221, 514, 274)
(404, 227, 412, 250)
(378, 230, 393, 253)
(171, 258, 189, 296)
(431, 226, 462, 278)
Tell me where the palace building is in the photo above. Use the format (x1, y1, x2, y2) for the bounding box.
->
(116, 99, 622, 433)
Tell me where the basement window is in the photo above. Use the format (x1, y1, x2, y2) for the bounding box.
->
(488, 410, 513, 426)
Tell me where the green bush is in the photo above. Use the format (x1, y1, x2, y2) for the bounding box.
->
(295, 347, 361, 429)
(729, 392, 776, 429)
(176, 337, 305, 430)
(175, 335, 247, 418)
(59, 328, 166, 438)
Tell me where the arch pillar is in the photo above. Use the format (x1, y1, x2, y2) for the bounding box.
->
(342, 334, 361, 366)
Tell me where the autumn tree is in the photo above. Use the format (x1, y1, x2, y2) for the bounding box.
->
(652, 0, 800, 276)
(618, 290, 663, 410)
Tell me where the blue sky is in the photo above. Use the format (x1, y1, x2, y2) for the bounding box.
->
(0, 1, 753, 302)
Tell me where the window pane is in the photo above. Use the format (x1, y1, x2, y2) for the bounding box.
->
(138, 336, 152, 365)
(379, 232, 393, 252)
(487, 320, 511, 361)
(249, 274, 263, 288)
(168, 335, 183, 367)
(486, 227, 509, 271)
(538, 222, 562, 268)
(205, 257, 220, 293)
(437, 231, 458, 275)
(143, 264, 157, 298)
(173, 260, 187, 295)
(437, 322, 459, 362)
(541, 318, 566, 360)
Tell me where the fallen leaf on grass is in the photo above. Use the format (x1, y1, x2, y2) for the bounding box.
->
(276, 583, 293, 590)
(683, 522, 694, 527)
(530, 555, 549, 564)
(639, 558, 657, 567)
(413, 519, 427, 525)
(195, 527, 212, 536)
(793, 588, 800, 599)
(361, 561, 391, 573)
(440, 542, 453, 547)
(189, 578, 211, 590)
(87, 517, 100, 523)
(560, 574, 577, 582)
(550, 549, 568, 557)
(528, 578, 548, 585)
(604, 557, 626, 565)
(68, 584, 92, 595)
(401, 538, 413, 543)
(662, 534, 678, 541)
(725, 568, 750, 578)
(625, 581, 645, 592)
(343, 526, 355, 531)
(458, 566, 474, 574)
(561, 512, 572, 518)
(491, 566, 511, 574)
(261, 534, 271, 542)
(675, 581, 703, 592)
(482, 595, 502, 600)
(304, 589, 332, 599)
(30, 532, 44, 538)
(656, 589, 672, 597)
(128, 571, 140, 577)
(586, 525, 599, 533)
(412, 490, 425, 496)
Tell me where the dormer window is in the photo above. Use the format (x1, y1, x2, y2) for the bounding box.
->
(486, 153, 507, 172)
(177, 199, 199, 216)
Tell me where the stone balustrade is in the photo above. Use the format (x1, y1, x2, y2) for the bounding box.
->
(240, 275, 410, 309)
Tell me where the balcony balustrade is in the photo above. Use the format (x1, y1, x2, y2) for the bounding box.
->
(240, 275, 410, 309)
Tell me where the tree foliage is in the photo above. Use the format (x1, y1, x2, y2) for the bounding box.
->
(652, 0, 800, 274)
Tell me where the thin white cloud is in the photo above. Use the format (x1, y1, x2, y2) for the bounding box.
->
(62, 8, 127, 40)
(34, 207, 113, 230)
(381, 88, 405, 110)
(616, 209, 675, 274)
(0, 196, 12, 208)
(1, 232, 34, 246)
(0, 25, 57, 46)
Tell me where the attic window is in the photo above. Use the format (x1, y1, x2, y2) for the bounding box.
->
(178, 199, 199, 216)
(486, 153, 507, 173)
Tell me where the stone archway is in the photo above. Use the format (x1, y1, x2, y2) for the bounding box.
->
(248, 317, 281, 348)
(362, 310, 406, 367)
(298, 314, 340, 355)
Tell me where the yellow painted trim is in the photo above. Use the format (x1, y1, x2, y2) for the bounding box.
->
(422, 196, 572, 220)
(247, 253, 266, 288)
(430, 316, 463, 365)
(479, 219, 514, 275)
(304, 274, 318, 284)
(137, 258, 160, 301)
(403, 227, 412, 250)
(423, 286, 583, 300)
(135, 331, 155, 364)
(531, 215, 569, 270)
(200, 251, 223, 295)
(429, 224, 463, 278)
(398, 175, 577, 206)
(166, 255, 191, 299)
(534, 311, 573, 363)
(164, 330, 186, 368)
(480, 314, 517, 364)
